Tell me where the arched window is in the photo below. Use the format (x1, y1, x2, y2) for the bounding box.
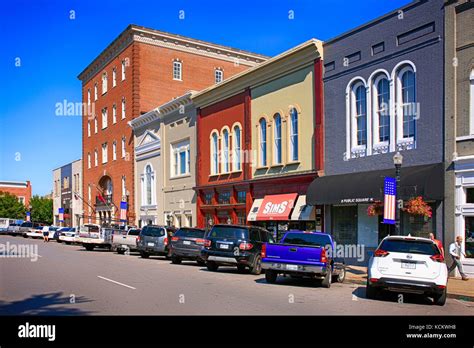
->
(94, 83, 98, 101)
(102, 72, 108, 94)
(372, 75, 390, 144)
(259, 118, 267, 167)
(94, 117, 98, 134)
(211, 132, 219, 175)
(400, 68, 416, 139)
(222, 129, 230, 173)
(145, 165, 152, 205)
(289, 108, 298, 161)
(354, 84, 367, 146)
(233, 125, 241, 171)
(273, 113, 282, 164)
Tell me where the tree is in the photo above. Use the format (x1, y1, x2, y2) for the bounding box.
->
(0, 191, 26, 219)
(30, 195, 53, 225)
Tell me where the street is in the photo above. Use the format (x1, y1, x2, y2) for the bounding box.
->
(0, 235, 472, 315)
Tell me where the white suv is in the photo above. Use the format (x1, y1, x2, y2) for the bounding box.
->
(367, 235, 448, 306)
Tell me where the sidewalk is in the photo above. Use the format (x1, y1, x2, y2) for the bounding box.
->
(345, 265, 474, 302)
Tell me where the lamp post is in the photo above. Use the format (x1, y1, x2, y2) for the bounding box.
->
(393, 152, 403, 236)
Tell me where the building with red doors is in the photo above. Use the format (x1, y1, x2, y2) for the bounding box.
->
(194, 39, 324, 239)
(78, 24, 267, 226)
(0, 181, 32, 207)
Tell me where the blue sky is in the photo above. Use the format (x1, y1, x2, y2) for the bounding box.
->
(0, 0, 411, 196)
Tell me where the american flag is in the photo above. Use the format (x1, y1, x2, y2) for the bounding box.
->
(120, 201, 128, 222)
(383, 177, 396, 224)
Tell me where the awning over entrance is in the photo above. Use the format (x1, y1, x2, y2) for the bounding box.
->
(255, 193, 298, 221)
(290, 195, 315, 221)
(247, 198, 263, 222)
(307, 163, 444, 205)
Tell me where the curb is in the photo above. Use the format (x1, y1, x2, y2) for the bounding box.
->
(345, 276, 474, 302)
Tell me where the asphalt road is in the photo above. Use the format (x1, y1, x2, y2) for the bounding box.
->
(0, 235, 473, 315)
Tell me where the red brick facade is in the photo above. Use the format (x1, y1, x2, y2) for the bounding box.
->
(0, 181, 32, 207)
(79, 25, 266, 225)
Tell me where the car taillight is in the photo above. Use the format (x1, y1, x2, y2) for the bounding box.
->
(261, 243, 267, 258)
(374, 249, 389, 257)
(320, 248, 327, 263)
(164, 237, 168, 246)
(171, 236, 179, 242)
(136, 236, 140, 243)
(203, 239, 211, 247)
(196, 238, 205, 245)
(239, 242, 253, 250)
(369, 278, 379, 283)
(430, 253, 444, 262)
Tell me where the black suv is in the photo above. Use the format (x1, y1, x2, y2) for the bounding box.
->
(201, 224, 274, 275)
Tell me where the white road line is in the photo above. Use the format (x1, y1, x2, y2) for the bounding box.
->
(97, 275, 136, 290)
(454, 299, 474, 307)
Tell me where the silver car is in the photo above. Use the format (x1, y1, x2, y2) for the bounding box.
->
(136, 225, 176, 259)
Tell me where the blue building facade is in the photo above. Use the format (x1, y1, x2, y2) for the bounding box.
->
(308, 0, 445, 256)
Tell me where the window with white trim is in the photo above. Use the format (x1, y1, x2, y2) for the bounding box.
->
(121, 175, 126, 198)
(289, 108, 298, 162)
(121, 59, 126, 81)
(94, 83, 98, 101)
(273, 113, 282, 164)
(469, 70, 474, 135)
(372, 75, 390, 145)
(87, 121, 91, 137)
(94, 149, 98, 167)
(222, 129, 230, 173)
(141, 164, 155, 206)
(102, 143, 108, 164)
(259, 118, 267, 166)
(87, 152, 91, 169)
(112, 67, 117, 87)
(121, 137, 126, 158)
(233, 125, 241, 171)
(101, 108, 108, 129)
(171, 139, 190, 177)
(112, 104, 117, 124)
(102, 72, 108, 94)
(354, 84, 367, 146)
(400, 68, 416, 139)
(87, 89, 91, 107)
(94, 117, 98, 134)
(121, 97, 126, 119)
(173, 61, 182, 80)
(211, 132, 219, 175)
(88, 184, 91, 202)
(215, 69, 223, 83)
(112, 140, 117, 161)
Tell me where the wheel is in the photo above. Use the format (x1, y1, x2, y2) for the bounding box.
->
(250, 255, 262, 275)
(433, 288, 447, 306)
(237, 264, 247, 273)
(196, 259, 206, 266)
(332, 265, 346, 283)
(65, 242, 71, 245)
(171, 255, 182, 264)
(140, 251, 149, 259)
(56, 239, 62, 243)
(366, 279, 378, 299)
(265, 270, 278, 284)
(206, 261, 219, 272)
(84, 244, 94, 251)
(321, 267, 332, 288)
(117, 249, 125, 255)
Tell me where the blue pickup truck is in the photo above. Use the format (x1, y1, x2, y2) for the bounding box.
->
(261, 231, 345, 288)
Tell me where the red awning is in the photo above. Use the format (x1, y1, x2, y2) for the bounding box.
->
(255, 193, 298, 221)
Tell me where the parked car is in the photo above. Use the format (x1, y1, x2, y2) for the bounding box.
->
(76, 224, 115, 251)
(367, 235, 448, 306)
(58, 227, 77, 244)
(169, 227, 206, 265)
(136, 225, 176, 258)
(112, 227, 141, 254)
(47, 226, 60, 239)
(26, 226, 45, 239)
(6, 221, 22, 236)
(0, 218, 16, 234)
(261, 231, 345, 288)
(19, 221, 41, 237)
(54, 227, 73, 242)
(201, 224, 272, 275)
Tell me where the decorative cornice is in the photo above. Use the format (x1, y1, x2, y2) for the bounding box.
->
(192, 39, 323, 109)
(78, 24, 268, 84)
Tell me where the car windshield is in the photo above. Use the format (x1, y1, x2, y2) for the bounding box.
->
(141, 226, 165, 237)
(283, 232, 332, 247)
(380, 239, 439, 255)
(128, 229, 140, 236)
(208, 226, 248, 240)
(175, 228, 205, 238)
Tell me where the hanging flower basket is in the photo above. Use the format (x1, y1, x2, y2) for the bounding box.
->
(403, 196, 432, 219)
(367, 201, 384, 216)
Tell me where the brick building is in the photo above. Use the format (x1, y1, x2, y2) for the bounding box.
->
(78, 24, 267, 226)
(0, 181, 32, 207)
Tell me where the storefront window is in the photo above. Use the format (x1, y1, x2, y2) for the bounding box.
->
(237, 191, 246, 204)
(465, 216, 474, 258)
(204, 192, 213, 205)
(466, 188, 474, 204)
(331, 205, 358, 245)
